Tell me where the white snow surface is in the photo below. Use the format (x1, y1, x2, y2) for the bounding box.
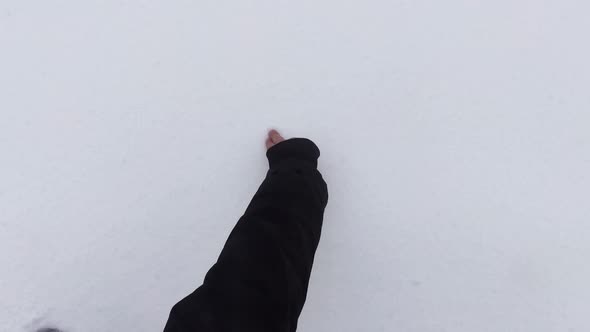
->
(1, 1, 590, 331)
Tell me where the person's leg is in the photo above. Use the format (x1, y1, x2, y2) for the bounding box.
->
(163, 130, 329, 332)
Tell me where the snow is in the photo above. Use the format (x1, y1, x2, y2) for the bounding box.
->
(1, 1, 589, 331)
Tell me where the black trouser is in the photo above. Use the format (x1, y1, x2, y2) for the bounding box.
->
(163, 138, 329, 332)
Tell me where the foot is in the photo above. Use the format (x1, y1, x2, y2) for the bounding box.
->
(265, 129, 285, 150)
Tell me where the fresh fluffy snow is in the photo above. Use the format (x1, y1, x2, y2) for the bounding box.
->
(1, 1, 589, 331)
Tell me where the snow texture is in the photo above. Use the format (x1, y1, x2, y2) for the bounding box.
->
(1, 1, 589, 331)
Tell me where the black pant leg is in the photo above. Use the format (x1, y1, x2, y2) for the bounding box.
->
(163, 138, 328, 332)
